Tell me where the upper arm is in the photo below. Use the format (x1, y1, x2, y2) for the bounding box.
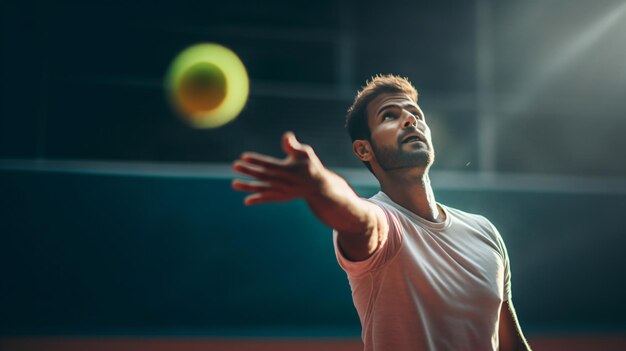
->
(336, 202, 388, 262)
(498, 300, 532, 351)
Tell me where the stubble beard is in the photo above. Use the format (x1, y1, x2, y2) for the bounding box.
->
(371, 139, 433, 172)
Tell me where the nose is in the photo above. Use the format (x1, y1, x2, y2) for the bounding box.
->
(402, 111, 418, 128)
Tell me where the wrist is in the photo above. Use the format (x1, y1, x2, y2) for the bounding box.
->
(309, 168, 351, 203)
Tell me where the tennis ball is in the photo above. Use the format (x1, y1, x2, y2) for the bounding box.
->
(166, 43, 249, 129)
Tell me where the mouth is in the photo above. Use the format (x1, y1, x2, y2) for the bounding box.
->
(401, 132, 426, 145)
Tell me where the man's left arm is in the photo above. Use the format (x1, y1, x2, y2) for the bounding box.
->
(499, 299, 532, 351)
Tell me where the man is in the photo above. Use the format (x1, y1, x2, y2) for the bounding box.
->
(232, 75, 531, 350)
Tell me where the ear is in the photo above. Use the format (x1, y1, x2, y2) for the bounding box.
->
(352, 140, 373, 162)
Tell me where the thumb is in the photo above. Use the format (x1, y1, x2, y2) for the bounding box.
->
(282, 131, 307, 158)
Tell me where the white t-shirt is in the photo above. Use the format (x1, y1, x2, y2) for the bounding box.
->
(333, 192, 511, 351)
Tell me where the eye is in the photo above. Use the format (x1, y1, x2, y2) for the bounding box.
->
(410, 111, 423, 120)
(382, 113, 397, 121)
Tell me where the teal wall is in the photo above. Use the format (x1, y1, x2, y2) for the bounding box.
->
(2, 169, 625, 335)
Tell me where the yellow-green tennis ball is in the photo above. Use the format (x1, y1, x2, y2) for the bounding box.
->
(179, 62, 227, 112)
(166, 43, 249, 129)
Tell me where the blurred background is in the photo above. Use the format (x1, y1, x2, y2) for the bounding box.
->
(2, 0, 626, 350)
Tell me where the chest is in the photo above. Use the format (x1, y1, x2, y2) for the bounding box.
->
(393, 220, 506, 305)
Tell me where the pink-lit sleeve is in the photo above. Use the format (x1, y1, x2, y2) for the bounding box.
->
(332, 202, 404, 277)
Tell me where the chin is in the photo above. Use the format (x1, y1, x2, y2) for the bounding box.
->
(408, 150, 433, 168)
(379, 154, 432, 172)
(372, 143, 434, 171)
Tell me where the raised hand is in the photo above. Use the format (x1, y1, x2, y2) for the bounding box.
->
(231, 131, 331, 205)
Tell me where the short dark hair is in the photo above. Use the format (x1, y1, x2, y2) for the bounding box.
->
(345, 74, 418, 171)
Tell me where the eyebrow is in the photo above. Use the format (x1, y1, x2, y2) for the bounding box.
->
(376, 103, 422, 118)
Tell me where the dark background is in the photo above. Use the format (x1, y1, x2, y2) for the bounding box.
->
(2, 0, 626, 341)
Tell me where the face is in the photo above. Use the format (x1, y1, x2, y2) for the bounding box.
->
(362, 92, 434, 172)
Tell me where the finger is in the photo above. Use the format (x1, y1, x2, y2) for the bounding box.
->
(233, 159, 295, 181)
(231, 179, 272, 193)
(232, 160, 291, 183)
(241, 152, 288, 170)
(281, 131, 309, 159)
(244, 191, 292, 206)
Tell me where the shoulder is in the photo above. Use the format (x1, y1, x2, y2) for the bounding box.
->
(367, 191, 392, 207)
(442, 204, 505, 244)
(443, 205, 510, 266)
(443, 205, 495, 229)
(366, 192, 413, 234)
(367, 191, 412, 219)
(366, 192, 399, 223)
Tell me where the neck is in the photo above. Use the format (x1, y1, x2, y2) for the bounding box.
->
(378, 168, 444, 223)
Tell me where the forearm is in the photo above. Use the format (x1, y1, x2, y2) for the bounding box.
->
(305, 170, 376, 235)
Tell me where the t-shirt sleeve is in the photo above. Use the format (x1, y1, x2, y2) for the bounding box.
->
(485, 218, 512, 301)
(332, 201, 403, 277)
(500, 238, 512, 301)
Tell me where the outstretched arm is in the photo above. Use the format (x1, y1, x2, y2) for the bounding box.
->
(231, 132, 387, 261)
